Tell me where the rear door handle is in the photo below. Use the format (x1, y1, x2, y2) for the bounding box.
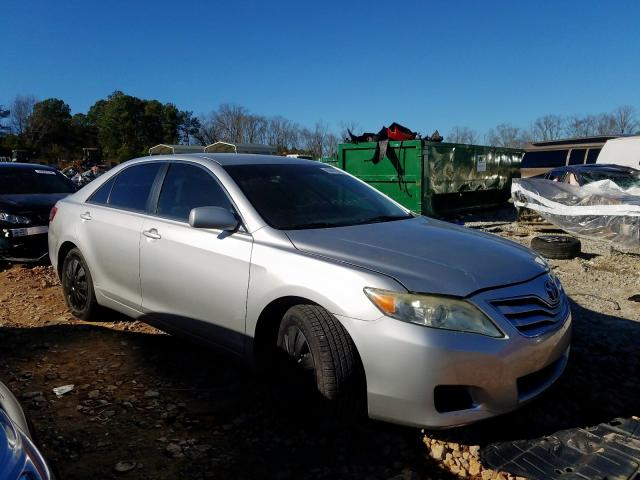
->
(80, 212, 92, 221)
(142, 228, 161, 240)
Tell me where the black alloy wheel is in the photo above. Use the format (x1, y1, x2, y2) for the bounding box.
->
(280, 323, 315, 371)
(61, 248, 98, 320)
(64, 256, 88, 311)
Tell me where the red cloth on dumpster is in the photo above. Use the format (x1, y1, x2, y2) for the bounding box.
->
(386, 122, 417, 141)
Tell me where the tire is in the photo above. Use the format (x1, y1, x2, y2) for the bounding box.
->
(274, 304, 365, 425)
(531, 235, 581, 260)
(61, 248, 98, 320)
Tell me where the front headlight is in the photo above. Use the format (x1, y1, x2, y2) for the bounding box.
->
(0, 212, 32, 225)
(364, 288, 503, 338)
(0, 409, 50, 479)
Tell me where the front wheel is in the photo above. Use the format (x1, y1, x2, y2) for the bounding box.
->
(61, 248, 98, 320)
(275, 304, 365, 425)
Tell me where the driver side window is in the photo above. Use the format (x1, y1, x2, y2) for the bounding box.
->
(155, 163, 234, 222)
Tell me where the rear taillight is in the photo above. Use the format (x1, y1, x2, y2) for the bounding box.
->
(49, 206, 58, 223)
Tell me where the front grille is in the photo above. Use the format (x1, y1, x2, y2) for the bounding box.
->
(490, 294, 569, 337)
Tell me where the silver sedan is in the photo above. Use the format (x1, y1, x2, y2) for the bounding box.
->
(48, 154, 571, 428)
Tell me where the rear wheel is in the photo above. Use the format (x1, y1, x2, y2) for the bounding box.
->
(61, 248, 98, 320)
(274, 304, 365, 425)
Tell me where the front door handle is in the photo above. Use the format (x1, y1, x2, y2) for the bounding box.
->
(142, 228, 161, 240)
(80, 212, 92, 221)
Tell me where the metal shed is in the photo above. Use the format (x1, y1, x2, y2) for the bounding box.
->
(148, 144, 206, 155)
(204, 142, 277, 155)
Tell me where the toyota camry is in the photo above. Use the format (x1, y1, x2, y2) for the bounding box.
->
(48, 154, 571, 428)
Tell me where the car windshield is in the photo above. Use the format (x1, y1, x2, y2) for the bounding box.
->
(0, 167, 76, 194)
(224, 163, 413, 229)
(581, 170, 640, 189)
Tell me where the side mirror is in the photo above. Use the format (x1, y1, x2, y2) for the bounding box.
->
(189, 206, 239, 231)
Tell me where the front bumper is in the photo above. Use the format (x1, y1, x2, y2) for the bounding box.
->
(0, 226, 49, 262)
(0, 382, 53, 479)
(0, 382, 30, 437)
(337, 278, 572, 428)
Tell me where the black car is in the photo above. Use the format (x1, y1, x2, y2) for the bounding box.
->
(543, 163, 640, 188)
(0, 163, 76, 262)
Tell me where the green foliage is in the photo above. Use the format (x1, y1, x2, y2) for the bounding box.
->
(177, 111, 201, 145)
(87, 91, 187, 162)
(0, 134, 19, 156)
(25, 98, 73, 162)
(71, 113, 99, 150)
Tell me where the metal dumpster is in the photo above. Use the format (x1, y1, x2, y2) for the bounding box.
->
(336, 140, 523, 216)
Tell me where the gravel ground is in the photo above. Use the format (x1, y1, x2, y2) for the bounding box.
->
(422, 207, 640, 479)
(0, 206, 638, 479)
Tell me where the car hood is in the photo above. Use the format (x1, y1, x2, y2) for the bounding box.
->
(285, 216, 547, 297)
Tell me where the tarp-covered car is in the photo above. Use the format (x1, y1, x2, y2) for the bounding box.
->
(512, 176, 640, 249)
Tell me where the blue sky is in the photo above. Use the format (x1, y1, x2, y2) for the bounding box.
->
(2, 0, 639, 137)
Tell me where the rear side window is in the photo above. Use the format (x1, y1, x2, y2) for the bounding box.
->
(586, 148, 601, 164)
(522, 150, 569, 168)
(568, 149, 586, 165)
(156, 163, 233, 221)
(109, 163, 162, 212)
(88, 176, 116, 205)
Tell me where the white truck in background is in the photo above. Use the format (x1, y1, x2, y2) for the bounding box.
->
(597, 136, 640, 169)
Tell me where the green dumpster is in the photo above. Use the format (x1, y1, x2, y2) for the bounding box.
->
(336, 140, 523, 216)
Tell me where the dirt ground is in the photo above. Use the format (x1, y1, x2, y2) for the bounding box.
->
(0, 207, 638, 480)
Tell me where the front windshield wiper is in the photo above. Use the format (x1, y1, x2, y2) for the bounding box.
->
(287, 214, 414, 230)
(357, 214, 414, 224)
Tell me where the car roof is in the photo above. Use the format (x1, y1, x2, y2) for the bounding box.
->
(573, 164, 637, 174)
(140, 153, 319, 167)
(550, 164, 638, 174)
(0, 162, 56, 171)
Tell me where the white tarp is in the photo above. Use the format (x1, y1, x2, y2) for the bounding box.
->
(512, 178, 640, 249)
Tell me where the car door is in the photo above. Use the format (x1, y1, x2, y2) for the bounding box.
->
(78, 162, 163, 312)
(139, 162, 252, 353)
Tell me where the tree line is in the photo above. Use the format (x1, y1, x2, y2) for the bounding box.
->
(1, 91, 638, 163)
(0, 92, 339, 163)
(447, 105, 639, 148)
(0, 92, 193, 163)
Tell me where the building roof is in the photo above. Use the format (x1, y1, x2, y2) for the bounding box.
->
(526, 135, 619, 150)
(600, 135, 640, 144)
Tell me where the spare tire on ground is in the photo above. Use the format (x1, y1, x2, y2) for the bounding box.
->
(531, 235, 581, 260)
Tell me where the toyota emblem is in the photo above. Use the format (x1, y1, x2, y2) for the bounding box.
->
(544, 280, 559, 303)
